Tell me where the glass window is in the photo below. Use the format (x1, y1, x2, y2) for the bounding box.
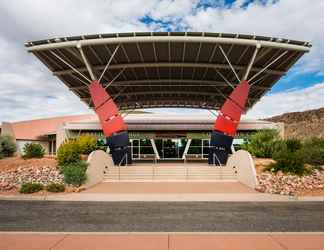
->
(140, 139, 151, 147)
(131, 139, 139, 147)
(191, 139, 202, 146)
(188, 146, 202, 154)
(140, 146, 154, 154)
(203, 147, 209, 155)
(203, 139, 210, 146)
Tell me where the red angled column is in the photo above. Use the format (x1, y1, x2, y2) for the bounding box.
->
(89, 80, 131, 165)
(209, 80, 250, 165)
(214, 80, 250, 136)
(89, 80, 127, 137)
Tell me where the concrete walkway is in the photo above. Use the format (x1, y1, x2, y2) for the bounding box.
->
(1, 192, 324, 202)
(1, 233, 324, 250)
(85, 182, 256, 193)
(1, 182, 324, 201)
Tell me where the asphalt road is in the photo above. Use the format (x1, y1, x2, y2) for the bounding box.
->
(0, 201, 324, 232)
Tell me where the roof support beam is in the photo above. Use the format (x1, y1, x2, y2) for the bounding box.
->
(69, 79, 268, 90)
(104, 68, 126, 90)
(81, 90, 260, 99)
(249, 50, 288, 84)
(76, 43, 96, 81)
(53, 62, 285, 76)
(99, 44, 119, 83)
(214, 69, 234, 89)
(219, 45, 242, 84)
(49, 50, 91, 84)
(243, 44, 260, 80)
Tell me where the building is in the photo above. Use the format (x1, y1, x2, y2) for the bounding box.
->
(0, 113, 283, 160)
(1, 32, 309, 161)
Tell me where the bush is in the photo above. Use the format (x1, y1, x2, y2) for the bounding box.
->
(285, 138, 302, 153)
(61, 161, 88, 186)
(76, 135, 98, 155)
(241, 129, 282, 158)
(22, 143, 45, 159)
(46, 183, 65, 193)
(19, 182, 44, 194)
(0, 135, 16, 158)
(300, 138, 324, 166)
(56, 140, 81, 166)
(268, 149, 308, 175)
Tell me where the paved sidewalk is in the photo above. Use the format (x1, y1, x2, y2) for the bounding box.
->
(0, 233, 324, 250)
(2, 192, 324, 201)
(85, 182, 256, 193)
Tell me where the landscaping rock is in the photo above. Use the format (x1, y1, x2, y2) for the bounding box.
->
(0, 166, 64, 191)
(257, 169, 324, 195)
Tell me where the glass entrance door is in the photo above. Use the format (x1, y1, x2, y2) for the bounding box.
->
(154, 138, 187, 160)
(163, 139, 178, 159)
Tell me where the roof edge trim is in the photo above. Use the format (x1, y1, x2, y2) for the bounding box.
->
(26, 36, 311, 52)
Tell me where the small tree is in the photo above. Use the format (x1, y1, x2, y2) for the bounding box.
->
(56, 140, 81, 167)
(300, 137, 324, 166)
(61, 161, 88, 186)
(0, 135, 16, 158)
(241, 129, 282, 158)
(22, 143, 45, 159)
(76, 135, 98, 154)
(268, 149, 308, 176)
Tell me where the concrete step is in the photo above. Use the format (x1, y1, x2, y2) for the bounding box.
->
(103, 165, 237, 182)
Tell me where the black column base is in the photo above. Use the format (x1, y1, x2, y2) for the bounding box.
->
(106, 131, 132, 166)
(208, 131, 233, 165)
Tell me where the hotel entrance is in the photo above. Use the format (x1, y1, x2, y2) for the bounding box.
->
(155, 138, 187, 160)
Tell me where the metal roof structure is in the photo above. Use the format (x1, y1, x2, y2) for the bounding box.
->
(25, 32, 311, 110)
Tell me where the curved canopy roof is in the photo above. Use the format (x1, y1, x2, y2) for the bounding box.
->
(25, 32, 311, 110)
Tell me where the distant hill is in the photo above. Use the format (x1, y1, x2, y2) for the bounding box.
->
(265, 107, 324, 139)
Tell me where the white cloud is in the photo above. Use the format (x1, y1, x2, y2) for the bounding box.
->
(246, 82, 324, 118)
(185, 0, 324, 74)
(0, 0, 323, 122)
(148, 0, 198, 20)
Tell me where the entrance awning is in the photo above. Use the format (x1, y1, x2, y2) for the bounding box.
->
(25, 32, 311, 110)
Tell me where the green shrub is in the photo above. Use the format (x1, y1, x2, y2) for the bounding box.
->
(56, 140, 81, 166)
(22, 143, 45, 159)
(46, 183, 65, 193)
(285, 138, 302, 152)
(19, 182, 44, 194)
(61, 161, 88, 186)
(241, 129, 282, 158)
(304, 137, 324, 148)
(0, 135, 16, 158)
(268, 149, 308, 175)
(300, 138, 324, 166)
(76, 135, 98, 155)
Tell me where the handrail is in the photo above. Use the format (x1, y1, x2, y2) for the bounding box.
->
(118, 153, 128, 180)
(118, 153, 128, 167)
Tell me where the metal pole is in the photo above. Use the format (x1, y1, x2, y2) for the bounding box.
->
(77, 44, 97, 81)
(104, 68, 126, 90)
(243, 44, 260, 80)
(218, 45, 240, 83)
(249, 50, 288, 84)
(99, 44, 120, 83)
(49, 51, 91, 84)
(214, 69, 234, 89)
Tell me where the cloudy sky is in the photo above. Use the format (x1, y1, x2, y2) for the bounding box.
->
(0, 0, 324, 122)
